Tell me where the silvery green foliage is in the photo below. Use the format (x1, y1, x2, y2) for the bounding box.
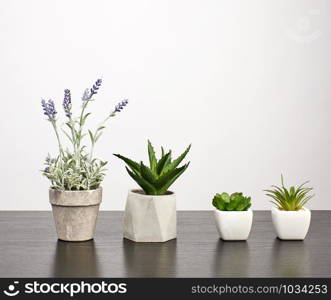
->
(41, 79, 128, 191)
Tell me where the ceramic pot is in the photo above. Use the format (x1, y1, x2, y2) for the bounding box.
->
(123, 189, 176, 242)
(49, 188, 102, 241)
(271, 207, 311, 240)
(214, 209, 253, 241)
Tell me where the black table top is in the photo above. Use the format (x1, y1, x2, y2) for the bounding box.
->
(0, 211, 330, 278)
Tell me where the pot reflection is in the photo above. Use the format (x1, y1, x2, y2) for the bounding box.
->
(123, 239, 177, 277)
(212, 240, 251, 277)
(270, 239, 312, 277)
(51, 240, 101, 277)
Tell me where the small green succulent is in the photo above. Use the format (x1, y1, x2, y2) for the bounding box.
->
(264, 175, 314, 211)
(213, 192, 251, 211)
(114, 140, 191, 195)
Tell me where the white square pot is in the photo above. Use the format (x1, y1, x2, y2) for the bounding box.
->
(271, 207, 311, 240)
(123, 189, 176, 242)
(214, 209, 253, 241)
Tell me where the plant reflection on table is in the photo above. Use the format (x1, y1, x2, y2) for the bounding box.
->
(271, 239, 311, 277)
(51, 240, 101, 277)
(123, 239, 177, 277)
(212, 240, 251, 277)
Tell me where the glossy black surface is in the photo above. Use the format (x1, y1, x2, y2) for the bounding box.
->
(0, 211, 330, 277)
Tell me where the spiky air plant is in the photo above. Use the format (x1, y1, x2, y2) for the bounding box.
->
(264, 175, 314, 211)
(213, 192, 251, 211)
(114, 141, 191, 195)
(41, 79, 129, 191)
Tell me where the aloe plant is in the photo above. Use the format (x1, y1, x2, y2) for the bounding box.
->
(264, 175, 314, 211)
(213, 192, 251, 211)
(114, 141, 191, 195)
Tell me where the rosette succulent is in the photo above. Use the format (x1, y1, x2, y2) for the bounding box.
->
(41, 79, 129, 190)
(213, 192, 252, 211)
(114, 141, 191, 195)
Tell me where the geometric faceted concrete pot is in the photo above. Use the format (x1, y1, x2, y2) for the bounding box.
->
(271, 207, 311, 240)
(214, 209, 253, 241)
(49, 188, 102, 242)
(123, 189, 176, 242)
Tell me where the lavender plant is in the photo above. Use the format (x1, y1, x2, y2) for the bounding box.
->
(41, 79, 128, 190)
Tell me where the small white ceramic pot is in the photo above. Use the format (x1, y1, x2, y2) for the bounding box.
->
(123, 189, 176, 242)
(214, 209, 253, 241)
(271, 207, 311, 240)
(49, 188, 102, 242)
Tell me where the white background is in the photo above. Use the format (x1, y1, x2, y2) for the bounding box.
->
(0, 0, 330, 210)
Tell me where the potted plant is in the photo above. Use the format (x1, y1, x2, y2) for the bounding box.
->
(213, 192, 252, 241)
(40, 79, 128, 241)
(114, 141, 191, 242)
(264, 175, 314, 240)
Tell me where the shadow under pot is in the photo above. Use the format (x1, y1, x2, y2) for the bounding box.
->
(214, 209, 253, 241)
(271, 207, 311, 240)
(123, 189, 176, 242)
(49, 188, 102, 242)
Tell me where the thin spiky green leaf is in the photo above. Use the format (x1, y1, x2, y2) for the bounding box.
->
(163, 144, 191, 173)
(125, 167, 156, 195)
(114, 154, 140, 173)
(147, 140, 157, 173)
(156, 151, 171, 175)
(140, 162, 157, 184)
(156, 163, 190, 195)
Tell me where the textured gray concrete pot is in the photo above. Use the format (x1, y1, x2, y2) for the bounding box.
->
(123, 189, 176, 242)
(49, 188, 102, 242)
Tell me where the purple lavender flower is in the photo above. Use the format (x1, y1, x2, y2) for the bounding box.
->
(44, 167, 50, 173)
(90, 78, 102, 96)
(82, 79, 102, 101)
(63, 89, 72, 118)
(41, 99, 57, 121)
(111, 99, 129, 116)
(82, 89, 90, 102)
